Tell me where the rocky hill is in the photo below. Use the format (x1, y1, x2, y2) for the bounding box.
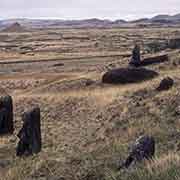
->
(1, 13, 180, 29)
(1, 22, 27, 32)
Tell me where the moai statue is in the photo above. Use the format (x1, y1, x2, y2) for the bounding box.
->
(119, 135, 155, 169)
(0, 95, 14, 135)
(16, 107, 41, 156)
(129, 44, 141, 67)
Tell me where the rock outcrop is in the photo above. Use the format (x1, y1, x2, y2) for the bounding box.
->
(120, 135, 155, 169)
(129, 44, 141, 67)
(102, 67, 158, 84)
(16, 107, 41, 156)
(141, 54, 169, 66)
(0, 95, 13, 135)
(2, 22, 26, 32)
(157, 77, 174, 91)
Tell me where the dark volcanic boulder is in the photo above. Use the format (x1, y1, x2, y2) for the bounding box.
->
(0, 95, 13, 135)
(157, 77, 174, 91)
(16, 107, 41, 156)
(102, 67, 158, 84)
(120, 135, 155, 169)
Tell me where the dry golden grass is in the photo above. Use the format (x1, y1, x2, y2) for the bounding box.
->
(0, 27, 180, 179)
(146, 152, 180, 174)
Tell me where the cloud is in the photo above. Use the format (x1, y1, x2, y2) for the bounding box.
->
(0, 0, 180, 20)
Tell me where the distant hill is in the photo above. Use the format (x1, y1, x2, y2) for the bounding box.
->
(173, 13, 180, 19)
(1, 22, 27, 32)
(152, 14, 171, 20)
(0, 18, 127, 29)
(130, 18, 149, 23)
(0, 13, 180, 29)
(150, 14, 180, 23)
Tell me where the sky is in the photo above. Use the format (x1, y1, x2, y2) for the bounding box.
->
(0, 0, 180, 20)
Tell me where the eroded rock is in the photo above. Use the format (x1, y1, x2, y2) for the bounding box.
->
(120, 135, 155, 169)
(141, 54, 169, 66)
(16, 106, 41, 156)
(157, 77, 174, 91)
(129, 44, 141, 67)
(0, 95, 13, 135)
(102, 67, 158, 84)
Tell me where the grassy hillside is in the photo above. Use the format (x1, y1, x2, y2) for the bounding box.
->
(0, 27, 180, 180)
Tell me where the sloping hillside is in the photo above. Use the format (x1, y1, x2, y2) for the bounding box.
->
(0, 27, 180, 180)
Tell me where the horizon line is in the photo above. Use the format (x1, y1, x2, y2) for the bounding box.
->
(0, 12, 179, 22)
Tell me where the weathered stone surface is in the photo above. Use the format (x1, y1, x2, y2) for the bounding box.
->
(157, 77, 174, 91)
(141, 54, 169, 66)
(102, 67, 158, 84)
(129, 44, 141, 67)
(0, 95, 13, 135)
(16, 107, 41, 156)
(120, 135, 155, 169)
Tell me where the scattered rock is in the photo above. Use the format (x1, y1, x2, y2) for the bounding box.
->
(157, 77, 174, 91)
(0, 95, 14, 135)
(102, 67, 158, 84)
(16, 106, 41, 156)
(120, 135, 155, 169)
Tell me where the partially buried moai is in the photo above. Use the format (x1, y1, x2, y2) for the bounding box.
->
(129, 44, 141, 67)
(0, 95, 14, 135)
(16, 106, 41, 156)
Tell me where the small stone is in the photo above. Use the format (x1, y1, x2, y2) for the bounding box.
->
(157, 77, 174, 91)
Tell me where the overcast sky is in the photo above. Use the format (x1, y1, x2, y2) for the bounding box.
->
(1, 0, 180, 20)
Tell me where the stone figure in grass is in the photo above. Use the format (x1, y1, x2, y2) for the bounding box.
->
(119, 135, 155, 169)
(0, 95, 14, 135)
(129, 44, 141, 67)
(16, 107, 41, 156)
